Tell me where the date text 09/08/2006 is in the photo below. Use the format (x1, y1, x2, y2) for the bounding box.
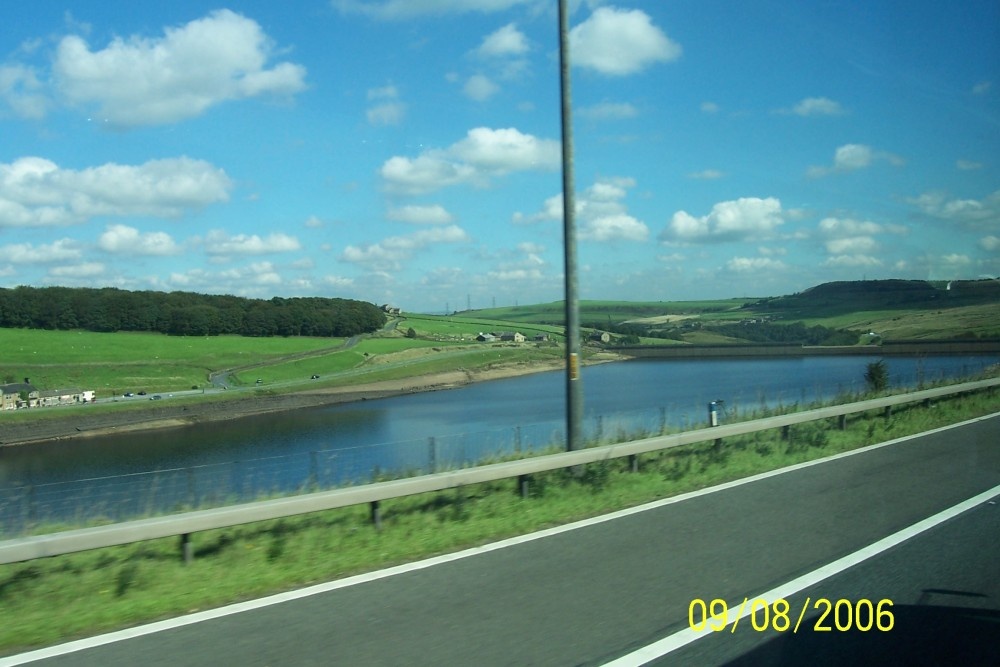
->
(689, 598, 894, 634)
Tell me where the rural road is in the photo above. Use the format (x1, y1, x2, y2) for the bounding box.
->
(5, 414, 999, 666)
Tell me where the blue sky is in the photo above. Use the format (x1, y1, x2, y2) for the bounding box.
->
(2, 1, 998, 313)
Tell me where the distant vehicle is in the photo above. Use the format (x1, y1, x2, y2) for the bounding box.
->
(311, 374, 320, 379)
(150, 395, 162, 400)
(123, 392, 133, 397)
(138, 391, 147, 396)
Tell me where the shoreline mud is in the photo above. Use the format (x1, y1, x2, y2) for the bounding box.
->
(0, 357, 607, 447)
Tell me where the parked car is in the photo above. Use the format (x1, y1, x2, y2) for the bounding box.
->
(123, 392, 133, 397)
(150, 395, 162, 400)
(138, 391, 147, 396)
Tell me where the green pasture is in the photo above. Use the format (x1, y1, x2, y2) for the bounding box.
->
(461, 299, 752, 325)
(0, 329, 345, 394)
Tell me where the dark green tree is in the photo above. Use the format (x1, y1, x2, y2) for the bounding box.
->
(864, 360, 889, 393)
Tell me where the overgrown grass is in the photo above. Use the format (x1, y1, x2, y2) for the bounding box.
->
(1, 386, 997, 655)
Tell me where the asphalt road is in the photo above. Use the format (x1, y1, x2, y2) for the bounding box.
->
(7, 413, 1000, 667)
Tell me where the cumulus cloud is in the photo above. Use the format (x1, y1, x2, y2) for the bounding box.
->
(726, 256, 787, 272)
(52, 9, 306, 127)
(475, 23, 529, 58)
(0, 64, 48, 119)
(0, 238, 82, 264)
(807, 143, 904, 177)
(817, 216, 906, 267)
(660, 197, 784, 243)
(381, 127, 559, 195)
(341, 224, 470, 270)
(202, 230, 301, 255)
(514, 177, 649, 242)
(570, 7, 681, 76)
(0, 156, 232, 227)
(980, 235, 1000, 252)
(387, 204, 454, 224)
(907, 190, 1000, 230)
(99, 224, 180, 255)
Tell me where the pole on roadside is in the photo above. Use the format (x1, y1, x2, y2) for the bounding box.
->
(558, 0, 583, 452)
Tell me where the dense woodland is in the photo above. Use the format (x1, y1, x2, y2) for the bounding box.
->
(0, 286, 386, 337)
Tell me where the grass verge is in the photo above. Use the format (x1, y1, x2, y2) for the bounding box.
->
(0, 386, 997, 655)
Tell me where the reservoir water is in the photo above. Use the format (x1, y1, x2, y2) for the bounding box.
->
(1, 354, 997, 532)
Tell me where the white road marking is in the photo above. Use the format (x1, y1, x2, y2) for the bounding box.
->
(2, 413, 996, 666)
(601, 482, 1000, 667)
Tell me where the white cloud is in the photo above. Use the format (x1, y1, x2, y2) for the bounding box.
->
(341, 224, 470, 270)
(0, 64, 48, 119)
(817, 216, 907, 266)
(787, 97, 845, 116)
(52, 9, 306, 127)
(972, 81, 992, 95)
(381, 127, 559, 195)
(822, 254, 883, 268)
(726, 257, 787, 272)
(387, 204, 454, 224)
(515, 177, 649, 242)
(907, 190, 1000, 230)
(808, 143, 904, 177)
(48, 262, 105, 278)
(0, 156, 232, 227)
(579, 102, 638, 120)
(475, 23, 529, 58)
(99, 224, 180, 255)
(700, 101, 719, 114)
(980, 235, 1000, 252)
(464, 74, 500, 101)
(0, 238, 82, 263)
(570, 7, 681, 76)
(661, 197, 784, 243)
(203, 230, 301, 255)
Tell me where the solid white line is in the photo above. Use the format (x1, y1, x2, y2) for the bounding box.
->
(601, 482, 1000, 667)
(2, 412, 996, 666)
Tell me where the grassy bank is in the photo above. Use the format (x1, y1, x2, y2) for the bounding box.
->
(1, 385, 997, 655)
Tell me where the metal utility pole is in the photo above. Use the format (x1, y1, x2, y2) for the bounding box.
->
(558, 0, 583, 451)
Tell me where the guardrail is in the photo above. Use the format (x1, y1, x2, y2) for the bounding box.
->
(1, 376, 996, 565)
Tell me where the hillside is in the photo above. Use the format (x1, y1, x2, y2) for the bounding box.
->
(455, 280, 1000, 343)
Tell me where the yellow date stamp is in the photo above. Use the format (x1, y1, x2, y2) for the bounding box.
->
(688, 598, 895, 633)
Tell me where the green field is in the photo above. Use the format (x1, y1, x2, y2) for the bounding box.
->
(0, 329, 346, 394)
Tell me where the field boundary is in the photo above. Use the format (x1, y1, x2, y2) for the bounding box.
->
(1, 376, 997, 565)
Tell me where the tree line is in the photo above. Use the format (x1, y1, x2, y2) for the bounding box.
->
(0, 286, 386, 338)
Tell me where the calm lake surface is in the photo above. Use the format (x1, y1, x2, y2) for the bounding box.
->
(0, 354, 997, 531)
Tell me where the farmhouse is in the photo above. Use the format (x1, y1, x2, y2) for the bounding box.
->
(0, 380, 95, 410)
(496, 331, 526, 343)
(0, 381, 39, 410)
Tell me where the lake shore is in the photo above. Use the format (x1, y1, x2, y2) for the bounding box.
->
(0, 354, 623, 447)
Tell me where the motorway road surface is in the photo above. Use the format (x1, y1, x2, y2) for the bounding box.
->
(4, 413, 999, 666)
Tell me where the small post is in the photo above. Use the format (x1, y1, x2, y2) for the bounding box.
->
(628, 454, 639, 473)
(884, 405, 892, 420)
(838, 414, 847, 431)
(519, 474, 530, 499)
(781, 425, 790, 441)
(370, 500, 382, 530)
(180, 533, 193, 564)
